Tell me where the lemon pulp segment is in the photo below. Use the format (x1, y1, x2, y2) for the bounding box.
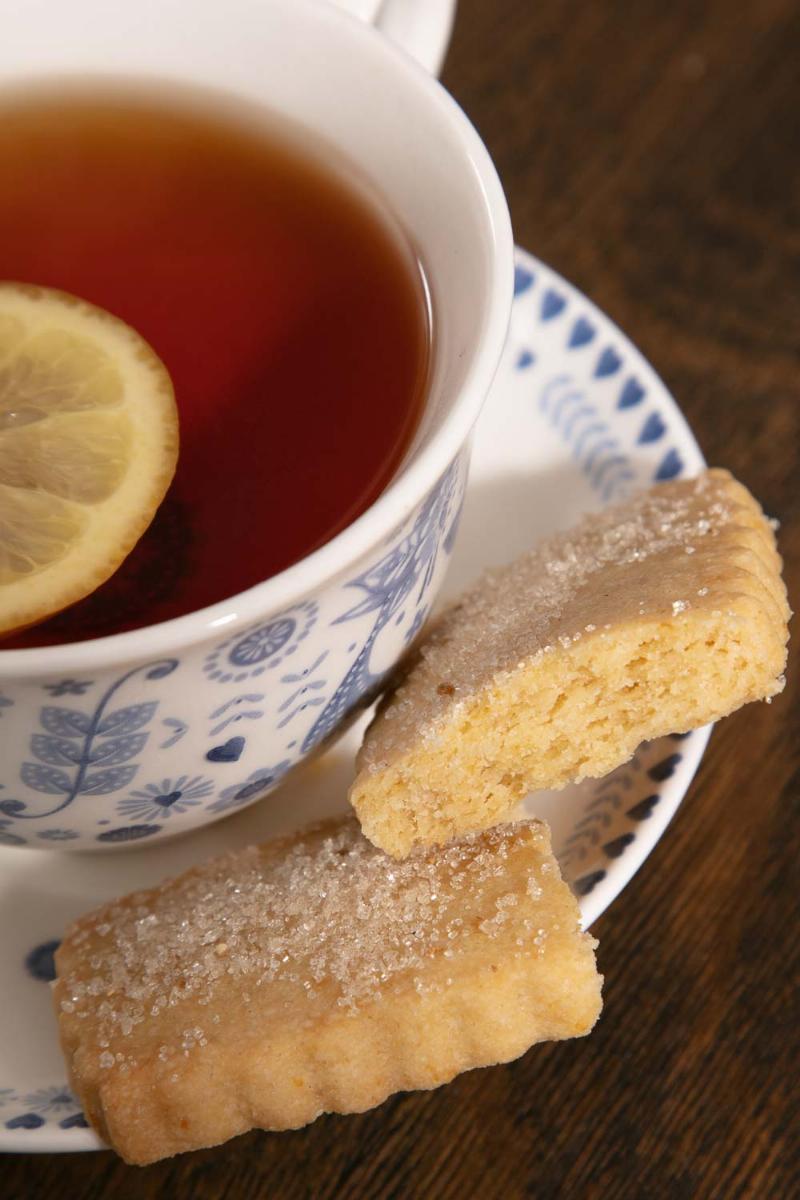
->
(0, 283, 179, 635)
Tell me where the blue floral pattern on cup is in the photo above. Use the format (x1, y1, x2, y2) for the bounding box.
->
(0, 660, 178, 826)
(301, 455, 463, 756)
(115, 775, 215, 822)
(0, 450, 469, 847)
(207, 762, 293, 814)
(203, 602, 318, 683)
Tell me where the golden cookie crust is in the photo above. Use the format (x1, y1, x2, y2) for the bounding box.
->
(350, 470, 790, 857)
(54, 817, 601, 1164)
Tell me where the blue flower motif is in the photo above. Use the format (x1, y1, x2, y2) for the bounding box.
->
(22, 1086, 78, 1114)
(207, 762, 291, 814)
(116, 775, 214, 823)
(36, 828, 80, 841)
(230, 618, 296, 666)
(42, 679, 94, 697)
(0, 694, 13, 717)
(203, 601, 317, 683)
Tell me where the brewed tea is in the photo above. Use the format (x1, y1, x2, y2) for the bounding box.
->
(0, 85, 430, 646)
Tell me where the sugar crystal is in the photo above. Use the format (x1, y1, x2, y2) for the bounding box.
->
(56, 818, 553, 1065)
(356, 474, 737, 775)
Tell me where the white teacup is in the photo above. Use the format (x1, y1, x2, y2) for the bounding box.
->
(0, 0, 513, 850)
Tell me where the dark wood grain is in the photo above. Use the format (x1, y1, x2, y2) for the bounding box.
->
(5, 2, 798, 1196)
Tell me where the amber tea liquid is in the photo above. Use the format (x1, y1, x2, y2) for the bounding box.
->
(0, 85, 430, 646)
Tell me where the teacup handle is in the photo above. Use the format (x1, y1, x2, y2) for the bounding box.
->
(374, 0, 456, 77)
(331, 0, 456, 78)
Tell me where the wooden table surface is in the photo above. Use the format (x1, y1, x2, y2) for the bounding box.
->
(6, 1, 798, 1196)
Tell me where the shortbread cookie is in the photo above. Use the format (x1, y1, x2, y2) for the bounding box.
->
(54, 817, 601, 1164)
(351, 469, 789, 857)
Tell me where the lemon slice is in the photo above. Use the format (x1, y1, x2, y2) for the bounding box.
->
(0, 283, 179, 636)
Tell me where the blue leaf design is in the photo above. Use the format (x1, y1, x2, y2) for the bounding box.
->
(594, 346, 622, 378)
(21, 763, 73, 795)
(39, 707, 90, 739)
(648, 753, 682, 782)
(87, 732, 147, 767)
(160, 718, 188, 749)
(655, 448, 684, 480)
(638, 412, 666, 444)
(6, 1113, 45, 1130)
(627, 795, 660, 821)
(603, 833, 635, 859)
(568, 316, 596, 348)
(24, 939, 60, 982)
(97, 823, 161, 842)
(540, 288, 566, 321)
(78, 765, 138, 795)
(145, 659, 179, 681)
(0, 799, 25, 816)
(30, 734, 81, 767)
(574, 870, 606, 896)
(209, 694, 263, 718)
(96, 702, 157, 738)
(513, 265, 534, 295)
(60, 1112, 89, 1129)
(617, 377, 645, 408)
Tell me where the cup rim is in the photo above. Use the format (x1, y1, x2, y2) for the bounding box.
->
(0, 5, 514, 676)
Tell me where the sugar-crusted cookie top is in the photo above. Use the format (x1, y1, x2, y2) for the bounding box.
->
(57, 818, 556, 1059)
(357, 470, 780, 773)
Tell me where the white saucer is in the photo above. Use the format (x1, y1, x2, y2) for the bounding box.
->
(0, 247, 710, 1153)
